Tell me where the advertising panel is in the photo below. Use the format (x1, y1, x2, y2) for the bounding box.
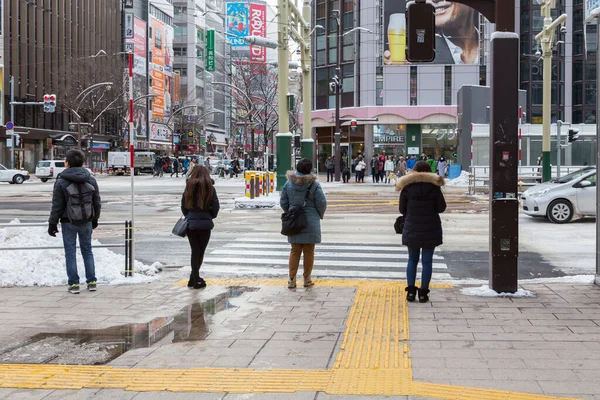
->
(125, 17, 148, 141)
(150, 16, 174, 126)
(249, 3, 267, 63)
(226, 2, 249, 46)
(383, 0, 480, 65)
(150, 123, 172, 142)
(151, 17, 166, 119)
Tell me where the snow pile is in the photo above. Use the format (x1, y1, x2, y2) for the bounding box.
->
(445, 170, 471, 187)
(0, 220, 161, 287)
(234, 193, 281, 209)
(460, 285, 535, 298)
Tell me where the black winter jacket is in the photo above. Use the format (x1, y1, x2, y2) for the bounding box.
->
(396, 172, 446, 248)
(181, 185, 220, 231)
(49, 167, 101, 225)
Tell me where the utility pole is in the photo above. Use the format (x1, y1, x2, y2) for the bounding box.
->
(556, 120, 562, 179)
(535, 0, 567, 182)
(276, 0, 291, 190)
(300, 0, 314, 167)
(10, 76, 14, 169)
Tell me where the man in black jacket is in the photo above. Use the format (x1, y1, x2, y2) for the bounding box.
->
(48, 150, 101, 294)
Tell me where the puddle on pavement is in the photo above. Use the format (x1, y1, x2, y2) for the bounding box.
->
(0, 286, 258, 365)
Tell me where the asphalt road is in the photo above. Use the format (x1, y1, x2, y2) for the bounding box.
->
(0, 175, 595, 281)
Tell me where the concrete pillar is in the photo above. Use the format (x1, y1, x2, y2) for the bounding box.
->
(364, 124, 373, 175)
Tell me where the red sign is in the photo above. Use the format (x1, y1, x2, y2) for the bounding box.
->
(249, 4, 266, 64)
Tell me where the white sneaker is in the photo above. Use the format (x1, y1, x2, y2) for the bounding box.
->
(288, 277, 297, 289)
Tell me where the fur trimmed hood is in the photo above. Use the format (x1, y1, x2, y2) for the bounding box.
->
(395, 172, 445, 192)
(286, 171, 318, 185)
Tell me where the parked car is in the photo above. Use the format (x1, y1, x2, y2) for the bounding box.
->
(35, 160, 66, 182)
(36, 160, 94, 181)
(521, 167, 596, 223)
(0, 164, 30, 184)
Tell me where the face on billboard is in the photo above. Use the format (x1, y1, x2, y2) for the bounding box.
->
(227, 3, 250, 46)
(384, 0, 480, 65)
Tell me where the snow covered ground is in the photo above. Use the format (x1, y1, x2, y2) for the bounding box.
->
(0, 220, 161, 287)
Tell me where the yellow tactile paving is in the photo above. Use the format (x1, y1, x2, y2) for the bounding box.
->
(0, 279, 579, 399)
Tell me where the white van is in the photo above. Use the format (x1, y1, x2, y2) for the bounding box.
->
(35, 160, 66, 182)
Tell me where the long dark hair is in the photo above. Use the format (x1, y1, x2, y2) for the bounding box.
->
(184, 166, 214, 209)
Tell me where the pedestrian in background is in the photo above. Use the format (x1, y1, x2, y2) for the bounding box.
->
(325, 155, 334, 182)
(397, 156, 407, 177)
(426, 155, 437, 174)
(356, 157, 367, 183)
(256, 157, 264, 171)
(48, 149, 101, 294)
(396, 160, 446, 303)
(181, 165, 220, 289)
(183, 158, 190, 175)
(437, 156, 447, 178)
(171, 158, 180, 178)
(379, 155, 386, 183)
(384, 156, 395, 184)
(406, 155, 417, 171)
(370, 155, 380, 183)
(280, 158, 327, 289)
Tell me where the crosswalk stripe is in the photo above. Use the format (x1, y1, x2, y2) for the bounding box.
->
(210, 249, 444, 260)
(221, 243, 410, 252)
(202, 257, 448, 270)
(200, 265, 452, 280)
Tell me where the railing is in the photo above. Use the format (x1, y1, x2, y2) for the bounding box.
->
(0, 221, 134, 277)
(468, 165, 588, 195)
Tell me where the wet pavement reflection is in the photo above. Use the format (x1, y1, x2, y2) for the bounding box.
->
(0, 287, 258, 365)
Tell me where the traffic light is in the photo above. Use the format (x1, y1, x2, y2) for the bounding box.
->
(406, 1, 436, 62)
(568, 128, 579, 143)
(43, 94, 56, 113)
(350, 119, 358, 132)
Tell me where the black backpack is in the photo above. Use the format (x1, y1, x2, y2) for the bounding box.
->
(281, 183, 313, 236)
(65, 181, 96, 225)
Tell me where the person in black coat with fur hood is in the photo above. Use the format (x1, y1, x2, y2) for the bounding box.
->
(395, 160, 446, 303)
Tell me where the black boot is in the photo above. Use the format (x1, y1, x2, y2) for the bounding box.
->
(194, 277, 207, 289)
(418, 288, 430, 303)
(187, 273, 195, 288)
(405, 286, 417, 302)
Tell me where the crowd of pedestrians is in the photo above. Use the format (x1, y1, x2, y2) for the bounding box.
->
(322, 152, 450, 184)
(153, 156, 194, 178)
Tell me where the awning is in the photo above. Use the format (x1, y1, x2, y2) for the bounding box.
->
(92, 141, 110, 150)
(51, 134, 78, 146)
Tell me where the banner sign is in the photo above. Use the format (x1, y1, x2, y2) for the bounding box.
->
(207, 29, 215, 72)
(226, 3, 249, 46)
(249, 3, 267, 63)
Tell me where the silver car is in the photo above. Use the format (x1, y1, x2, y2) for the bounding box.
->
(521, 167, 596, 223)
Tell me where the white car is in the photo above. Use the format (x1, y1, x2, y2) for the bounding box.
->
(0, 164, 31, 184)
(35, 160, 66, 182)
(35, 160, 94, 182)
(521, 167, 596, 223)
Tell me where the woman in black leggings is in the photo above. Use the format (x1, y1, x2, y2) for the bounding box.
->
(181, 166, 220, 289)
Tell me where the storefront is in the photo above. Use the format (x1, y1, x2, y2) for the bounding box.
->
(373, 124, 406, 159)
(421, 124, 458, 161)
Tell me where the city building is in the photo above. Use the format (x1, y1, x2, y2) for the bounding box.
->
(309, 0, 600, 172)
(310, 0, 492, 172)
(0, 1, 122, 170)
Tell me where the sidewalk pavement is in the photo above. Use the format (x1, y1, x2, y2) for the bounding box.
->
(0, 276, 597, 399)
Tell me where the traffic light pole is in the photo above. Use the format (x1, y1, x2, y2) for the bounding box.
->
(300, 0, 314, 167)
(334, 12, 342, 182)
(276, 0, 292, 191)
(10, 76, 14, 169)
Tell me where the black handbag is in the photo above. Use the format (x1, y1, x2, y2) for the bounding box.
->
(394, 215, 404, 234)
(281, 183, 313, 236)
(172, 216, 189, 237)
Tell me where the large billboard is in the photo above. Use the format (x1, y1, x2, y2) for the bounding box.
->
(125, 17, 148, 141)
(249, 3, 267, 63)
(384, 0, 480, 65)
(150, 16, 174, 125)
(226, 3, 250, 46)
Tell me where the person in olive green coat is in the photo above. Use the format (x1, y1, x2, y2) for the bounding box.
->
(280, 158, 327, 289)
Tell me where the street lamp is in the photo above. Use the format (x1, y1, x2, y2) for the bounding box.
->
(534, 0, 566, 182)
